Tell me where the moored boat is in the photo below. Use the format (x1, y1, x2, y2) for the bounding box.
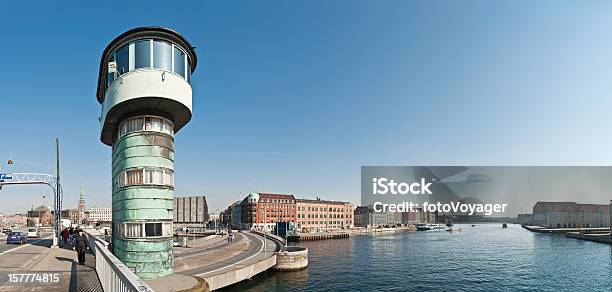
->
(415, 223, 446, 231)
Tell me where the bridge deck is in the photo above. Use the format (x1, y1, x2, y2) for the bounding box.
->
(0, 228, 102, 292)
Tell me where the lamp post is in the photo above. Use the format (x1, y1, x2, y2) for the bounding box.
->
(264, 203, 266, 259)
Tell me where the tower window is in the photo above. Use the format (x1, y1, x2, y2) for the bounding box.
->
(116, 45, 129, 75)
(134, 40, 151, 69)
(117, 116, 174, 140)
(106, 39, 192, 89)
(145, 223, 162, 237)
(153, 40, 172, 72)
(173, 46, 186, 78)
(118, 168, 174, 188)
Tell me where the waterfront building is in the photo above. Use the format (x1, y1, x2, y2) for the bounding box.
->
(88, 207, 112, 224)
(221, 201, 241, 229)
(1, 214, 28, 227)
(66, 209, 79, 225)
(173, 195, 209, 224)
(354, 205, 402, 228)
(231, 202, 242, 229)
(209, 213, 220, 221)
(219, 210, 229, 226)
(208, 213, 220, 228)
(517, 214, 533, 225)
(239, 193, 297, 231)
(400, 208, 435, 224)
(27, 206, 52, 226)
(295, 198, 353, 232)
(96, 27, 198, 279)
(532, 202, 610, 228)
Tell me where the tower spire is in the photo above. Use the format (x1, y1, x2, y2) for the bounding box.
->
(78, 184, 86, 225)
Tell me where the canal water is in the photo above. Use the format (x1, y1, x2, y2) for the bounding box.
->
(222, 223, 612, 291)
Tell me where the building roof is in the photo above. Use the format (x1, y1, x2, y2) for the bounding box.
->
(257, 193, 295, 200)
(296, 198, 351, 205)
(533, 201, 609, 213)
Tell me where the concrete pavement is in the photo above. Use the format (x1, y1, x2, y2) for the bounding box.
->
(174, 231, 280, 290)
(0, 229, 102, 292)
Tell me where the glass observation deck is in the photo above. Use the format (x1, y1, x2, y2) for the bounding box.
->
(106, 39, 193, 89)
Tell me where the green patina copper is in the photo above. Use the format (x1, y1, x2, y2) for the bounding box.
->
(112, 128, 175, 279)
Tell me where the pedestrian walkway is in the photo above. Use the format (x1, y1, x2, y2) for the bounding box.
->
(25, 241, 103, 292)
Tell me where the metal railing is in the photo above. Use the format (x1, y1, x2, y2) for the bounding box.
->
(85, 231, 154, 292)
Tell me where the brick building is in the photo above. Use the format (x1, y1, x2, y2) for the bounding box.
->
(240, 193, 296, 231)
(295, 198, 353, 232)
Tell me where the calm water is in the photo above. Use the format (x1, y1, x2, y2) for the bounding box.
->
(223, 224, 612, 291)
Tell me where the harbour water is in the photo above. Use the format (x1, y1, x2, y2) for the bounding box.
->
(223, 223, 612, 291)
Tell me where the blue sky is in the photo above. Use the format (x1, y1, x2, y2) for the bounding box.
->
(2, 1, 612, 214)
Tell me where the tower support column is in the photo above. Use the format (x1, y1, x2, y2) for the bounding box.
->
(112, 115, 175, 279)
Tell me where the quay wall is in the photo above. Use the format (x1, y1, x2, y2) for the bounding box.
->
(566, 232, 612, 244)
(203, 254, 277, 291)
(273, 246, 308, 271)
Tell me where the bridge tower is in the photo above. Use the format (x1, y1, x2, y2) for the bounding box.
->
(96, 27, 197, 279)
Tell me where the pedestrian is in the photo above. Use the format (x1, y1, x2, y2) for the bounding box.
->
(69, 227, 74, 244)
(62, 228, 69, 246)
(74, 228, 89, 265)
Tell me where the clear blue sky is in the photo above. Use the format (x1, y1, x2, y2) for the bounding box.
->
(2, 1, 612, 214)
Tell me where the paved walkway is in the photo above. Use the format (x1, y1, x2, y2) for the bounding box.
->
(0, 239, 102, 292)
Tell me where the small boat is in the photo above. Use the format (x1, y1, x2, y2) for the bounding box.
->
(446, 223, 453, 227)
(471, 224, 476, 227)
(502, 223, 508, 228)
(446, 226, 463, 232)
(415, 223, 446, 231)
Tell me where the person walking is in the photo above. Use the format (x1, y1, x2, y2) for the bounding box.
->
(73, 228, 89, 265)
(61, 228, 69, 246)
(68, 227, 74, 244)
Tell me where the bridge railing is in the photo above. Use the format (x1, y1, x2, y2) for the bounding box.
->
(84, 230, 154, 292)
(249, 230, 285, 251)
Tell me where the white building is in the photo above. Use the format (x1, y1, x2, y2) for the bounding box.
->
(532, 202, 610, 228)
(88, 207, 112, 223)
(354, 205, 402, 228)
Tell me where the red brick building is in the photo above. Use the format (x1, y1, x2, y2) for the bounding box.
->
(240, 193, 296, 230)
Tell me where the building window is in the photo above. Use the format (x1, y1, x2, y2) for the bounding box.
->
(173, 46, 186, 78)
(117, 116, 174, 140)
(116, 45, 130, 75)
(119, 168, 173, 188)
(134, 40, 151, 69)
(153, 40, 172, 72)
(107, 54, 116, 88)
(107, 39, 192, 89)
(145, 222, 162, 237)
(125, 169, 143, 186)
(125, 223, 142, 238)
(187, 58, 191, 83)
(123, 222, 171, 238)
